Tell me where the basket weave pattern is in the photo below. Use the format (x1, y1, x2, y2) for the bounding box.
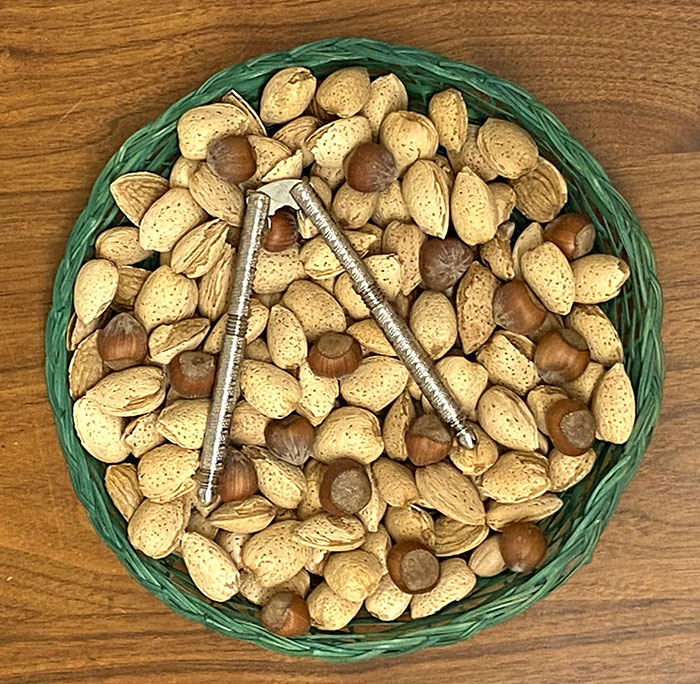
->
(45, 38, 663, 661)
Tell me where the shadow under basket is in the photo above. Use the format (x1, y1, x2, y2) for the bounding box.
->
(45, 37, 664, 661)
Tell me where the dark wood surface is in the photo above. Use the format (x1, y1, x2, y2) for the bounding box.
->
(1, 1, 699, 681)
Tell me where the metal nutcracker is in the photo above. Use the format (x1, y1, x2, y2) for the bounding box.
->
(196, 179, 478, 506)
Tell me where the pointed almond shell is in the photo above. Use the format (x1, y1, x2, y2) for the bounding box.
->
(73, 259, 118, 324)
(110, 172, 169, 226)
(177, 103, 249, 159)
(127, 498, 188, 559)
(181, 532, 240, 601)
(137, 444, 199, 503)
(591, 362, 635, 443)
(477, 386, 539, 451)
(105, 463, 143, 520)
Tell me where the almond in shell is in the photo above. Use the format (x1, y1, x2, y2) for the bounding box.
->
(316, 67, 370, 118)
(361, 73, 409, 137)
(109, 172, 170, 227)
(451, 167, 498, 245)
(85, 366, 166, 417)
(239, 360, 301, 419)
(382, 391, 416, 461)
(282, 280, 346, 342)
(122, 411, 164, 457)
(410, 558, 476, 619)
(448, 425, 499, 476)
(348, 319, 396, 357)
(521, 241, 575, 315)
(476, 118, 538, 179)
(339, 356, 410, 413)
(260, 67, 317, 125)
(447, 124, 498, 181)
(134, 265, 199, 332)
(372, 458, 419, 508)
(379, 111, 438, 176)
(244, 446, 306, 509)
(548, 447, 596, 492)
(177, 103, 249, 159)
(480, 451, 550, 503)
(181, 532, 240, 602)
(566, 304, 623, 366)
(230, 401, 270, 447)
(365, 573, 411, 621)
(69, 330, 107, 399)
(468, 536, 506, 577)
(409, 291, 457, 360)
(73, 259, 119, 324)
(96, 226, 153, 266)
(147, 318, 210, 365)
(139, 188, 208, 252)
(571, 254, 631, 304)
(402, 159, 450, 239)
(127, 497, 188, 559)
(209, 495, 277, 534)
(323, 549, 382, 602)
(476, 331, 538, 395)
(426, 356, 489, 421)
(137, 444, 199, 503)
(372, 181, 412, 227)
(114, 266, 150, 311)
(510, 157, 568, 222)
(434, 517, 489, 557)
(294, 513, 366, 552)
(383, 506, 435, 548)
(238, 568, 310, 606)
(477, 385, 539, 451)
(428, 88, 468, 153)
(156, 398, 209, 449)
(307, 116, 372, 168)
(314, 406, 384, 464)
(307, 581, 362, 630)
(105, 463, 143, 520)
(296, 361, 339, 427)
(485, 493, 563, 531)
(455, 262, 499, 354)
(591, 362, 635, 443)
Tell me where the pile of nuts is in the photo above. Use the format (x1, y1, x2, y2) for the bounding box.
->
(68, 65, 636, 634)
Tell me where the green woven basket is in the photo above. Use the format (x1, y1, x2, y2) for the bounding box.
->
(45, 37, 663, 661)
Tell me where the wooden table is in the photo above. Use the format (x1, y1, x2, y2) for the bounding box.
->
(1, 1, 698, 681)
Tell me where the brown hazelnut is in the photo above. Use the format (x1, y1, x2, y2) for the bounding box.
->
(543, 213, 595, 260)
(206, 134, 256, 184)
(260, 591, 310, 636)
(169, 351, 217, 398)
(534, 328, 590, 385)
(219, 448, 258, 502)
(419, 237, 474, 291)
(498, 522, 547, 573)
(307, 332, 362, 378)
(263, 207, 298, 252)
(545, 398, 596, 456)
(387, 541, 441, 594)
(493, 280, 547, 335)
(96, 313, 147, 370)
(264, 414, 315, 466)
(344, 142, 398, 193)
(405, 414, 453, 466)
(319, 457, 372, 516)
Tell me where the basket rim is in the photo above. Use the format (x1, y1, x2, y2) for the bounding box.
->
(45, 36, 664, 662)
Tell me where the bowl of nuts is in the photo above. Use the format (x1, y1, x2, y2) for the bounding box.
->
(46, 37, 663, 660)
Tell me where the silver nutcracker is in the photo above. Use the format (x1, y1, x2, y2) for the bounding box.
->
(197, 179, 477, 507)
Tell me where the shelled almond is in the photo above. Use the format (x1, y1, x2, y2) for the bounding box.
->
(68, 65, 635, 634)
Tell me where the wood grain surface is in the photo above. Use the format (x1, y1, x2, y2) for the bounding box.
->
(1, 1, 699, 681)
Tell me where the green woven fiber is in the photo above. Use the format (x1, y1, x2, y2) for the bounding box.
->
(45, 37, 663, 661)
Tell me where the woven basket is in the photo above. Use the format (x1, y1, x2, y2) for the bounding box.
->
(45, 37, 663, 661)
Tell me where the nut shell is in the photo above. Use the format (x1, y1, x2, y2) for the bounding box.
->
(405, 414, 453, 466)
(545, 398, 596, 456)
(307, 332, 362, 378)
(206, 134, 256, 184)
(534, 328, 590, 385)
(543, 213, 595, 260)
(260, 591, 310, 636)
(169, 351, 216, 398)
(319, 457, 372, 516)
(345, 142, 398, 193)
(498, 522, 547, 573)
(387, 541, 441, 594)
(219, 449, 259, 502)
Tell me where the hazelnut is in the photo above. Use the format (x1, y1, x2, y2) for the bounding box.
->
(219, 448, 258, 502)
(319, 457, 372, 516)
(534, 328, 590, 385)
(263, 207, 298, 252)
(419, 237, 474, 291)
(545, 398, 596, 456)
(260, 591, 310, 636)
(206, 134, 256, 184)
(307, 332, 362, 378)
(405, 414, 453, 466)
(169, 351, 217, 398)
(264, 414, 315, 466)
(387, 541, 441, 594)
(543, 213, 595, 260)
(96, 313, 147, 370)
(344, 142, 399, 193)
(493, 280, 547, 336)
(498, 522, 547, 573)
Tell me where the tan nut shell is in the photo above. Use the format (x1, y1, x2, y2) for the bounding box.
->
(203, 299, 268, 354)
(340, 356, 410, 413)
(549, 447, 596, 492)
(427, 356, 489, 421)
(260, 67, 317, 125)
(156, 398, 209, 449)
(476, 331, 538, 395)
(189, 166, 244, 226)
(148, 318, 210, 365)
(109, 172, 170, 226)
(324, 549, 382, 602)
(447, 124, 498, 181)
(294, 513, 366, 552)
(245, 338, 272, 363)
(488, 182, 517, 226)
(296, 361, 339, 427)
(244, 446, 306, 509)
(485, 493, 563, 531)
(480, 229, 515, 281)
(402, 159, 450, 238)
(297, 459, 326, 521)
(382, 220, 425, 296)
(571, 254, 631, 304)
(180, 532, 240, 601)
(566, 304, 623, 366)
(384, 506, 435, 548)
(563, 360, 605, 404)
(468, 536, 506, 577)
(307, 116, 372, 168)
(448, 425, 499, 476)
(301, 231, 377, 280)
(298, 176, 333, 239)
(372, 458, 419, 508)
(266, 305, 307, 370)
(238, 568, 310, 606)
(169, 156, 201, 188)
(74, 259, 119, 324)
(526, 385, 569, 434)
(282, 280, 346, 341)
(410, 558, 476, 619)
(372, 181, 412, 227)
(134, 265, 199, 332)
(252, 246, 305, 295)
(451, 168, 498, 245)
(521, 241, 575, 315)
(216, 530, 250, 567)
(307, 581, 362, 630)
(105, 463, 143, 520)
(316, 67, 370, 118)
(137, 444, 198, 503)
(365, 573, 411, 621)
(69, 330, 107, 400)
(127, 497, 188, 559)
(409, 291, 457, 360)
(511, 157, 568, 222)
(383, 391, 416, 461)
(477, 386, 539, 451)
(85, 366, 166, 417)
(433, 517, 489, 557)
(177, 103, 249, 159)
(230, 401, 270, 447)
(591, 363, 635, 443)
(456, 262, 499, 354)
(95, 226, 153, 266)
(209, 496, 277, 534)
(170, 219, 228, 278)
(348, 319, 396, 357)
(114, 266, 149, 310)
(239, 360, 301, 419)
(361, 73, 409, 137)
(334, 254, 402, 320)
(331, 183, 378, 229)
(139, 188, 208, 252)
(357, 466, 387, 533)
(360, 526, 392, 573)
(314, 406, 384, 464)
(415, 461, 486, 525)
(122, 411, 164, 457)
(379, 111, 439, 175)
(512, 221, 543, 280)
(477, 118, 538, 179)
(428, 88, 468, 153)
(480, 451, 550, 503)
(273, 115, 321, 166)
